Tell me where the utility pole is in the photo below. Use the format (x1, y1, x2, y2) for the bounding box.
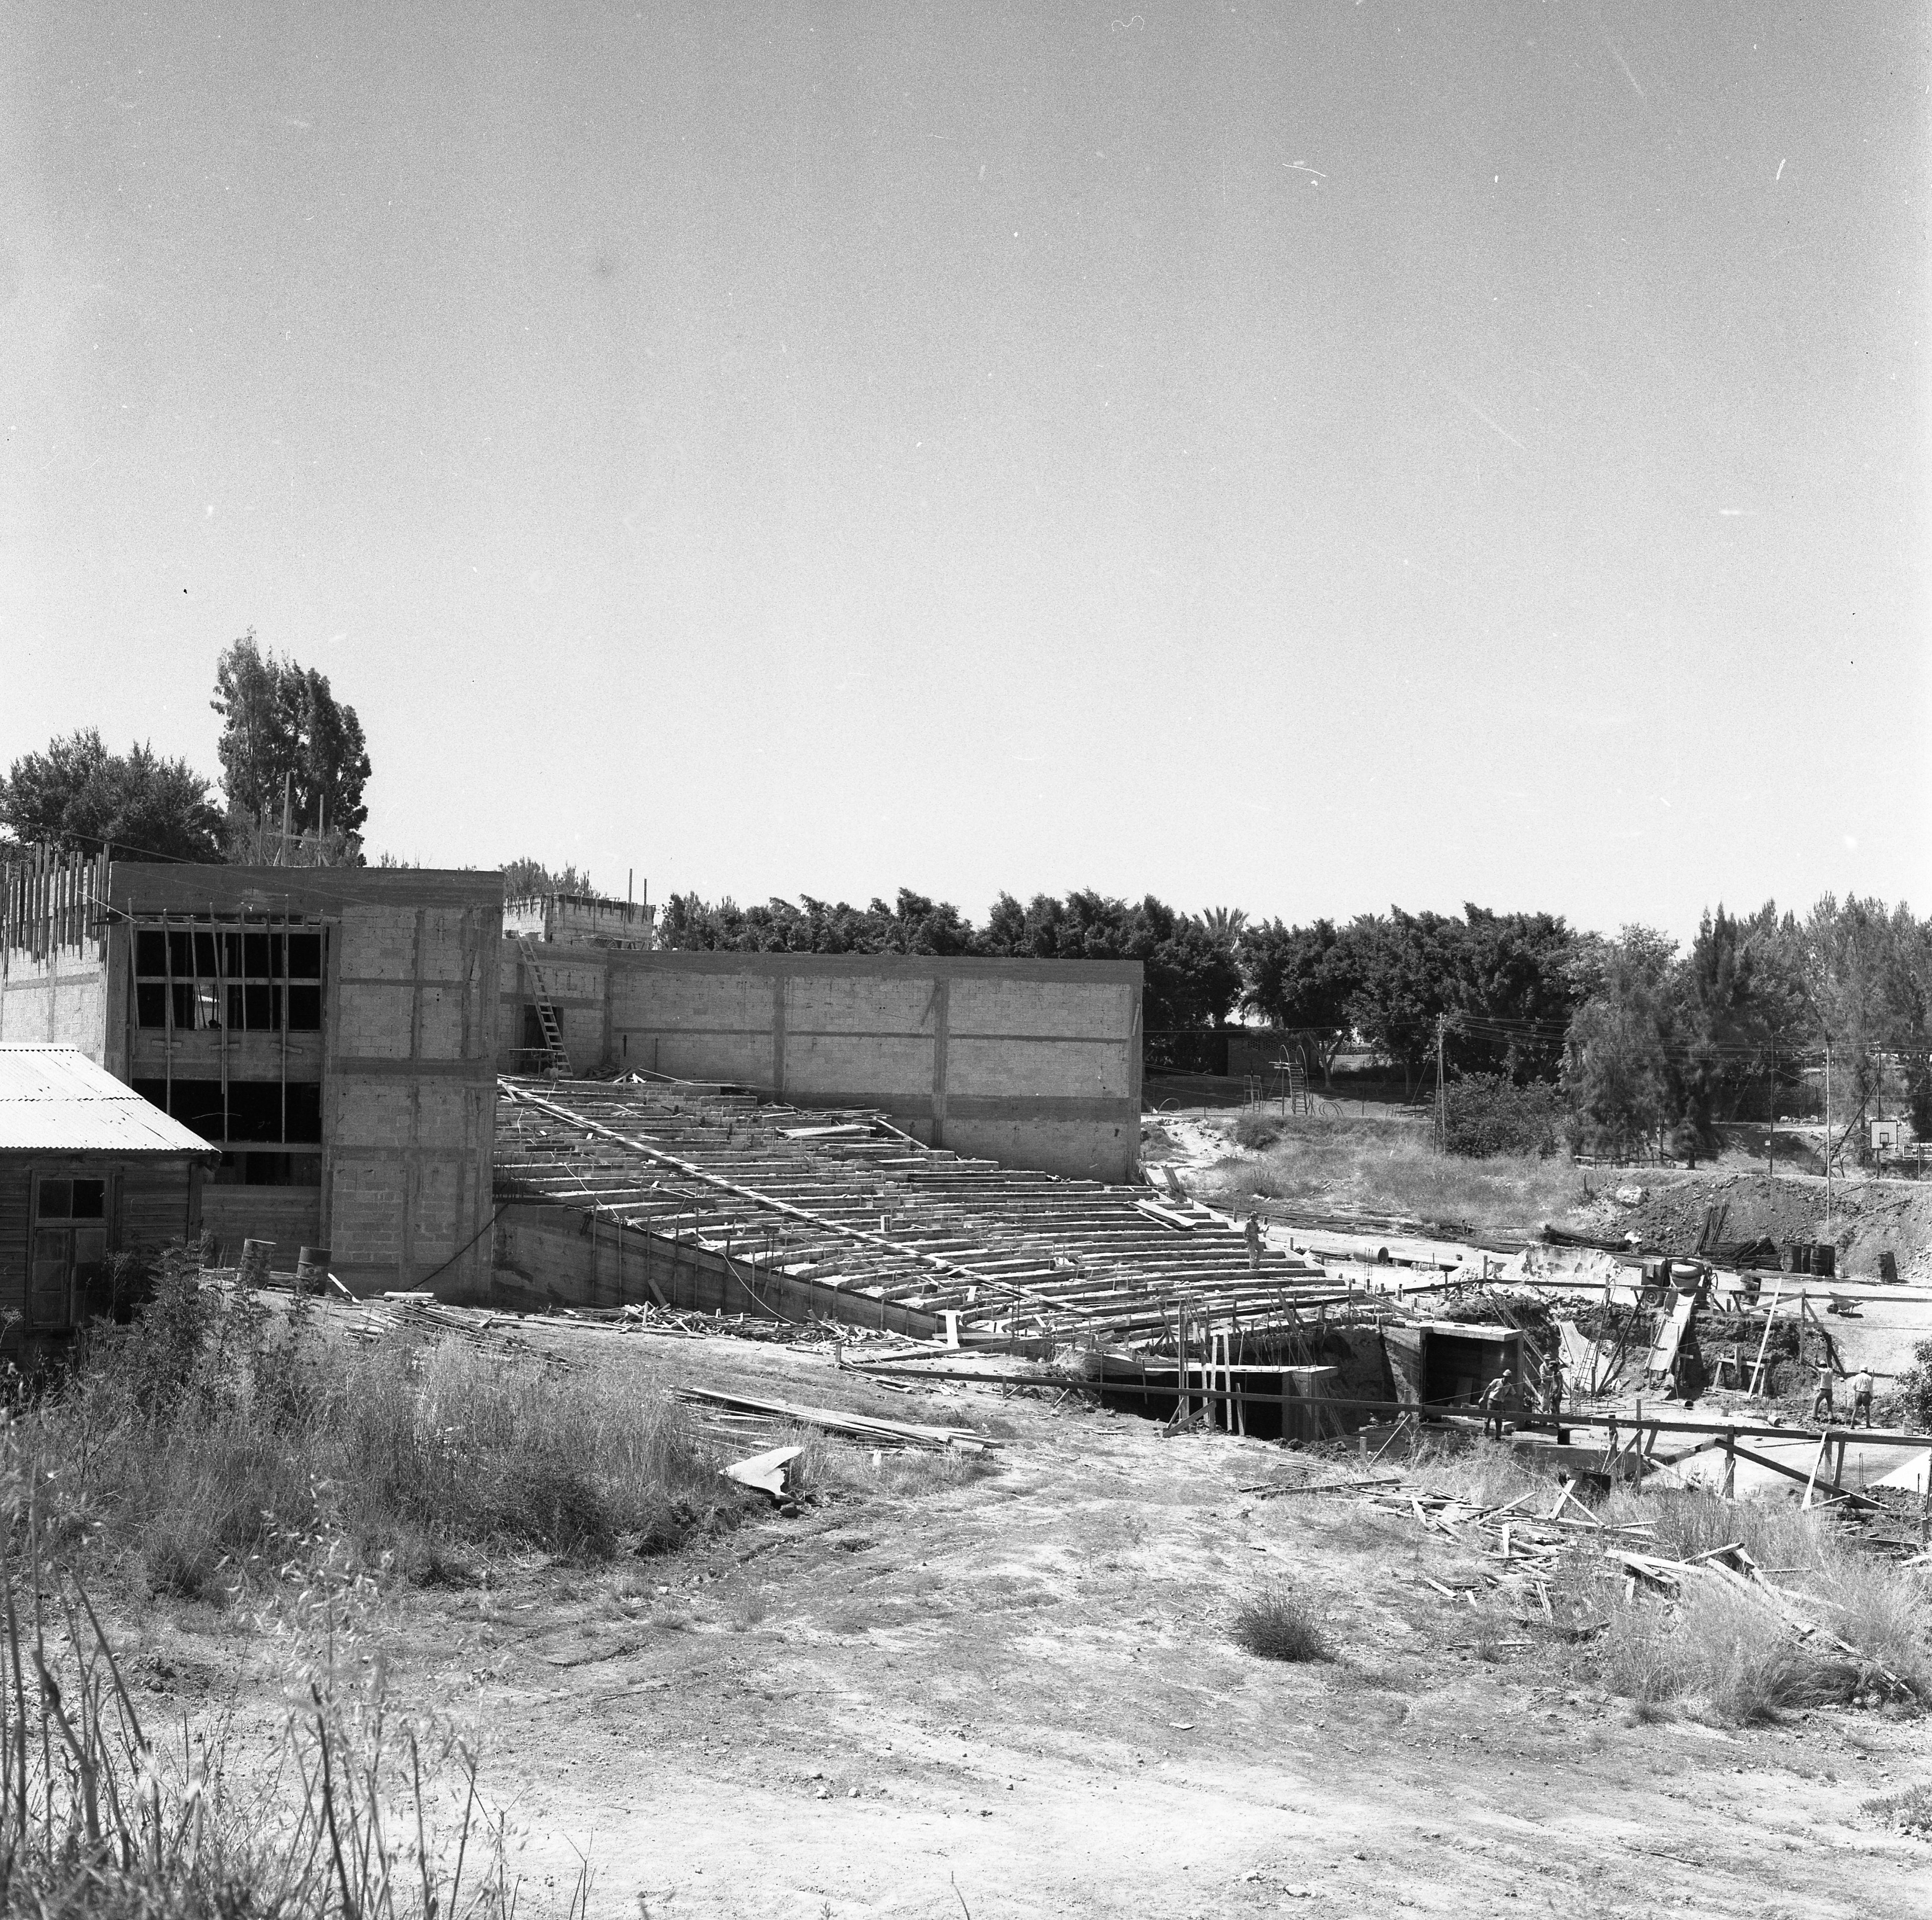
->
(1824, 1040, 1832, 1232)
(1436, 1014, 1447, 1154)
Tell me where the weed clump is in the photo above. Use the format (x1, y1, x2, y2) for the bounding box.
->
(1863, 1782, 1932, 1838)
(0, 1516, 534, 1918)
(1232, 1108, 1286, 1151)
(1233, 1585, 1330, 1663)
(1597, 1583, 1852, 1723)
(26, 1249, 748, 1589)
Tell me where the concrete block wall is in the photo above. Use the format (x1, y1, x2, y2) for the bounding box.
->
(327, 894, 498, 1293)
(498, 945, 609, 1070)
(105, 866, 503, 1297)
(499, 948, 1142, 1182)
(0, 955, 108, 1059)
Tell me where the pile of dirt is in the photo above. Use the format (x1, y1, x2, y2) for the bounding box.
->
(1614, 1170, 1932, 1279)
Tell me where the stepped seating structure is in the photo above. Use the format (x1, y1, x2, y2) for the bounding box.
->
(493, 1075, 1361, 1350)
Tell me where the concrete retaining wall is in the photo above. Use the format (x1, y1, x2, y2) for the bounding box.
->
(486, 1202, 944, 1335)
(498, 949, 1142, 1181)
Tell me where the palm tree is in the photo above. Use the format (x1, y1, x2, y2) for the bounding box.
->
(1201, 906, 1248, 946)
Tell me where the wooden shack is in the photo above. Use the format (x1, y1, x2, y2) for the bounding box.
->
(0, 1045, 217, 1346)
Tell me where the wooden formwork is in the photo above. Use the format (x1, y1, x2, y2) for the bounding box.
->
(491, 1075, 1367, 1351)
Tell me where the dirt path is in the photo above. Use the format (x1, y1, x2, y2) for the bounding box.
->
(129, 1334, 1930, 1918)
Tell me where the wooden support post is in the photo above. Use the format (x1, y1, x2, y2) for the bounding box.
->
(1721, 1433, 1735, 1499)
(1801, 1435, 1827, 1509)
(1748, 1275, 1783, 1396)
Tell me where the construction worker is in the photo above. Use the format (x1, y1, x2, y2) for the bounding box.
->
(1672, 1343, 1707, 1411)
(1812, 1370, 1837, 1426)
(1480, 1372, 1513, 1440)
(1851, 1368, 1875, 1428)
(1243, 1211, 1263, 1274)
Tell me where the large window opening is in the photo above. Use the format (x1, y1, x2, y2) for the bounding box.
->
(133, 925, 323, 1032)
(132, 1078, 323, 1171)
(31, 1177, 108, 1331)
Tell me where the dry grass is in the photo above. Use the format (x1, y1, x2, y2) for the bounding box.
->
(33, 1263, 747, 1600)
(0, 1522, 545, 1919)
(1509, 1485, 1932, 1720)
(1405, 1438, 1553, 1511)
(1595, 1580, 1854, 1722)
(785, 1425, 1002, 1504)
(1232, 1584, 1330, 1663)
(1863, 1781, 1932, 1836)
(1593, 1489, 1932, 1703)
(1201, 1114, 1593, 1237)
(1390, 1451, 1932, 1720)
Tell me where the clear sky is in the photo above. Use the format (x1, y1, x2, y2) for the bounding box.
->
(3, 2, 1926, 940)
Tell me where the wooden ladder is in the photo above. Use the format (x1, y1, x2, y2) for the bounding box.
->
(517, 936, 572, 1075)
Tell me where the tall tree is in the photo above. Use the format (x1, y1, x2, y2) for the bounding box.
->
(211, 633, 371, 846)
(1342, 908, 1465, 1096)
(1800, 895, 1932, 1153)
(502, 858, 602, 900)
(0, 729, 223, 863)
(1236, 917, 1363, 1081)
(1564, 927, 1675, 1158)
(977, 891, 1241, 1033)
(656, 888, 978, 957)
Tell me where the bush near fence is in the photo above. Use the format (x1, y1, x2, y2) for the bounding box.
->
(1443, 1074, 1567, 1160)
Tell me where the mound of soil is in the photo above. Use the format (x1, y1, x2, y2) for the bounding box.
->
(1616, 1170, 1932, 1279)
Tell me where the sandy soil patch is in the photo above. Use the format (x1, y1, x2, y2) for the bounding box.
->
(112, 1332, 1931, 1919)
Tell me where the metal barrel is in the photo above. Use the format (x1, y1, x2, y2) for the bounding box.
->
(294, 1246, 332, 1291)
(238, 1238, 275, 1287)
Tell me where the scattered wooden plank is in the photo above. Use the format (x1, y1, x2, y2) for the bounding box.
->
(677, 1385, 997, 1453)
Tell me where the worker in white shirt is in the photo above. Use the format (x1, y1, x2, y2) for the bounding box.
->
(1850, 1368, 1875, 1427)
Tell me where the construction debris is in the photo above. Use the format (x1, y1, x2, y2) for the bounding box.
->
(723, 1443, 806, 1499)
(677, 1385, 999, 1452)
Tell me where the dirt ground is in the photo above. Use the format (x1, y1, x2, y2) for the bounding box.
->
(120, 1331, 1931, 1920)
(1605, 1168, 1932, 1283)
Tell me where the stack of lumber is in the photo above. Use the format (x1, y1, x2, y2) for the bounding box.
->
(676, 1385, 998, 1453)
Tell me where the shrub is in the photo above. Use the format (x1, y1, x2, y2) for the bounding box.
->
(1864, 1782, 1932, 1837)
(1898, 1337, 1932, 1430)
(1233, 1585, 1330, 1662)
(1232, 1108, 1286, 1150)
(35, 1279, 747, 1583)
(1597, 1582, 1844, 1722)
(1442, 1074, 1566, 1159)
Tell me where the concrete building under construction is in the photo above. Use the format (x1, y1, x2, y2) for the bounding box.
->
(499, 942, 1143, 1183)
(0, 850, 502, 1295)
(2, 855, 1151, 1294)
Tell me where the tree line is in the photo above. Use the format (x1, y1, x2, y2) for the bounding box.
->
(9, 657, 1924, 1158)
(0, 636, 370, 867)
(660, 888, 1932, 1154)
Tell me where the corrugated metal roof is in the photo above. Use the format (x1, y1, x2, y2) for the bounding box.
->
(0, 1047, 219, 1157)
